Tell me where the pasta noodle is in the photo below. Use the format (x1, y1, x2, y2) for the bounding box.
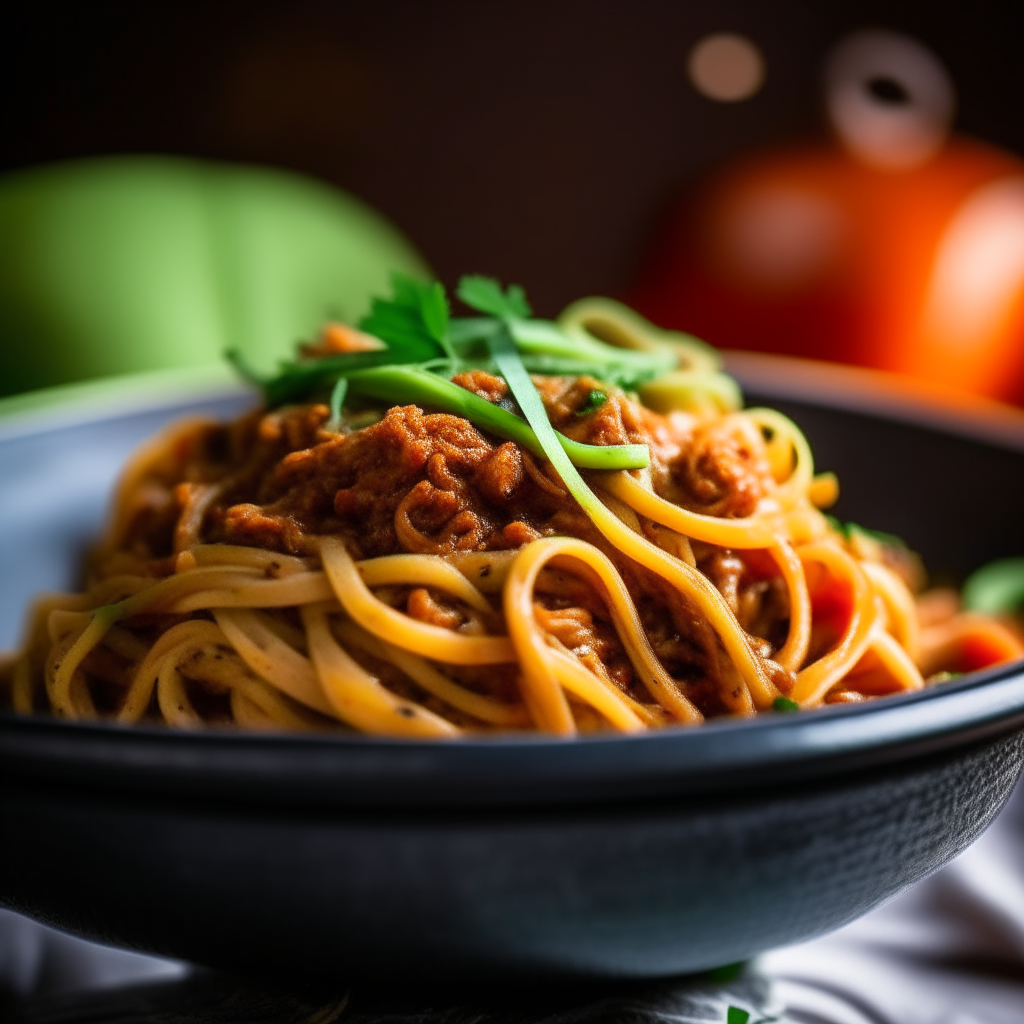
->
(3, 293, 1022, 738)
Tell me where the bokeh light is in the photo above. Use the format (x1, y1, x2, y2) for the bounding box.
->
(687, 33, 765, 102)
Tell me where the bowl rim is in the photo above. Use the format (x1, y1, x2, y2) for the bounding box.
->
(2, 660, 1024, 810)
(0, 363, 245, 442)
(725, 350, 1024, 453)
(2, 355, 1024, 810)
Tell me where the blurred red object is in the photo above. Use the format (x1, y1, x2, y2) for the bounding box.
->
(632, 31, 1024, 405)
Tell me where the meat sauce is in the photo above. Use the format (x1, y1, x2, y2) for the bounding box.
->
(110, 373, 788, 716)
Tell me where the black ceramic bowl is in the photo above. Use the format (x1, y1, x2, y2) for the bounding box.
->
(1, 356, 1023, 984)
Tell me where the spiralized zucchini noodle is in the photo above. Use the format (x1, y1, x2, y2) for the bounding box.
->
(3, 284, 1022, 737)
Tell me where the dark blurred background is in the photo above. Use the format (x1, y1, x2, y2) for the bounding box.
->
(2, 1, 1021, 316)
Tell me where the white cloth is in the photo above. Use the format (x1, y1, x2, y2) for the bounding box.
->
(763, 778, 1024, 1024)
(0, 908, 185, 998)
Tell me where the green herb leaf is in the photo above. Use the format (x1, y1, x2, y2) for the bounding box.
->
(824, 514, 845, 536)
(261, 351, 397, 408)
(457, 275, 532, 318)
(224, 348, 263, 388)
(709, 962, 745, 983)
(326, 378, 348, 432)
(963, 557, 1024, 615)
(726, 1008, 750, 1024)
(847, 522, 909, 550)
(420, 281, 450, 345)
(359, 272, 450, 362)
(773, 696, 800, 713)
(577, 389, 608, 416)
(243, 273, 679, 408)
(826, 516, 909, 551)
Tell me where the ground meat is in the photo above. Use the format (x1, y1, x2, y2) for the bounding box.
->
(192, 404, 574, 559)
(700, 549, 746, 616)
(452, 370, 509, 404)
(535, 375, 660, 451)
(473, 442, 524, 506)
(665, 416, 774, 518)
(253, 403, 333, 453)
(219, 503, 311, 555)
(406, 588, 463, 629)
(533, 602, 636, 694)
(116, 379, 773, 567)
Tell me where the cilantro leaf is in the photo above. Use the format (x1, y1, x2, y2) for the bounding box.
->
(826, 515, 909, 551)
(964, 556, 1024, 613)
(387, 272, 449, 344)
(709, 961, 745, 983)
(224, 347, 263, 387)
(726, 1009, 750, 1024)
(359, 272, 451, 361)
(457, 275, 532, 318)
(236, 269, 710, 416)
(260, 350, 396, 407)
(504, 284, 531, 317)
(577, 389, 608, 416)
(420, 281, 450, 345)
(773, 696, 800, 713)
(847, 522, 908, 550)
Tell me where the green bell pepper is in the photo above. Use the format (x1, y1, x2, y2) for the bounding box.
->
(0, 157, 427, 398)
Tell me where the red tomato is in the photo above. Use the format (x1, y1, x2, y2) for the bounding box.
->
(632, 32, 1024, 405)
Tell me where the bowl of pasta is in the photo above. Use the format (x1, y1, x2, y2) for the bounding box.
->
(1, 278, 1023, 983)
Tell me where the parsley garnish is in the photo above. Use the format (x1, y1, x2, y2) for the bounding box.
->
(359, 271, 452, 362)
(773, 696, 800, 713)
(239, 274, 675, 408)
(824, 514, 844, 535)
(226, 272, 715, 473)
(457, 275, 532, 319)
(963, 557, 1024, 615)
(825, 516, 908, 551)
(577, 389, 608, 416)
(709, 961, 745, 983)
(727, 1008, 750, 1024)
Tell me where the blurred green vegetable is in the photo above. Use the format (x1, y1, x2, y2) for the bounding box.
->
(962, 558, 1024, 615)
(0, 157, 427, 398)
